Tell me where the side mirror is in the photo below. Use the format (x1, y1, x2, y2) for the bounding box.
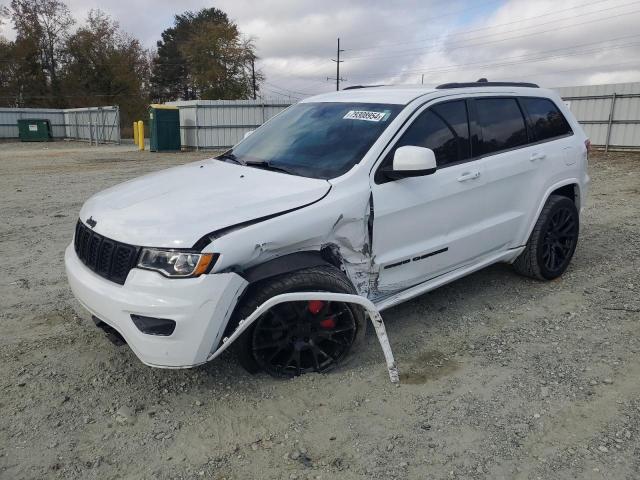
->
(243, 130, 255, 140)
(384, 146, 437, 180)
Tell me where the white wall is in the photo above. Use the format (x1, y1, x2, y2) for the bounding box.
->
(0, 106, 120, 143)
(166, 99, 292, 149)
(556, 82, 640, 150)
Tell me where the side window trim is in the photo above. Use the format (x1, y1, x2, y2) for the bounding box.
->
(515, 97, 532, 143)
(518, 96, 538, 142)
(467, 98, 481, 160)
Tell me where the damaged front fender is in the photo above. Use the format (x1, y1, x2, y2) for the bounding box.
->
(207, 292, 399, 384)
(209, 182, 375, 298)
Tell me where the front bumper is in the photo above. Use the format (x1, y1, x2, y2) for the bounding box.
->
(65, 244, 247, 368)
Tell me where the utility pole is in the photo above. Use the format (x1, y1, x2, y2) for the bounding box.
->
(421, 74, 424, 85)
(328, 37, 345, 91)
(251, 57, 257, 100)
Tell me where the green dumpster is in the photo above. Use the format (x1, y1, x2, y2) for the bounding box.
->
(17, 119, 53, 142)
(149, 105, 181, 152)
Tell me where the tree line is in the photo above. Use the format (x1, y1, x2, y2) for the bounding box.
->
(0, 0, 262, 129)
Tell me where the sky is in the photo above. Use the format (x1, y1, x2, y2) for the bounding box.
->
(2, 0, 639, 100)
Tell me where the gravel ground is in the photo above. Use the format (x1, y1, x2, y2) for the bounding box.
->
(0, 141, 639, 480)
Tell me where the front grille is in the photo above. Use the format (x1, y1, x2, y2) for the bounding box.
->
(74, 220, 140, 285)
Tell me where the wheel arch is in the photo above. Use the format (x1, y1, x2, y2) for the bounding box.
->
(221, 249, 354, 339)
(549, 183, 581, 209)
(238, 249, 345, 284)
(524, 179, 582, 244)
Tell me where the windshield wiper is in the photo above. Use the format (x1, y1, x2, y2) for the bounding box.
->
(244, 160, 294, 175)
(217, 153, 294, 175)
(216, 152, 244, 165)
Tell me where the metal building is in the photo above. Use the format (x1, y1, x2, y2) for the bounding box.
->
(0, 106, 121, 144)
(0, 108, 66, 139)
(556, 82, 640, 151)
(166, 99, 291, 149)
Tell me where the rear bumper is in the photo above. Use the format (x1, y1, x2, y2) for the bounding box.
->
(65, 243, 247, 368)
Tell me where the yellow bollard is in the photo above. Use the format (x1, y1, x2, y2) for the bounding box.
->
(137, 121, 144, 151)
(133, 121, 138, 146)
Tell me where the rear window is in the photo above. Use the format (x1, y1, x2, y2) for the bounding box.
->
(475, 98, 528, 156)
(521, 97, 573, 141)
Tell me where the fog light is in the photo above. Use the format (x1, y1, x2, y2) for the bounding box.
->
(130, 314, 176, 336)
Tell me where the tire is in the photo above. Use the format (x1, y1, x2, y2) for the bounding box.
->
(232, 265, 367, 378)
(513, 194, 580, 280)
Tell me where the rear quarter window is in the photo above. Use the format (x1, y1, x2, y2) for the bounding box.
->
(521, 97, 573, 142)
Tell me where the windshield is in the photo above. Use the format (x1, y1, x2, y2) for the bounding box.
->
(222, 102, 403, 179)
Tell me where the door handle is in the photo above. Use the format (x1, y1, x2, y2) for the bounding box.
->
(457, 171, 481, 182)
(530, 152, 547, 162)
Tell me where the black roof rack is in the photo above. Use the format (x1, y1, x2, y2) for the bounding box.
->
(342, 85, 385, 90)
(436, 79, 539, 89)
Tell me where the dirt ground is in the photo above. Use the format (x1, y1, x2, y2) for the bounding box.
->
(0, 141, 638, 480)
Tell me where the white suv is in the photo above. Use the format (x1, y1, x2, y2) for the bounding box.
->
(65, 81, 590, 381)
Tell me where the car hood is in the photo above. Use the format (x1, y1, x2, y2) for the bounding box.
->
(79, 159, 331, 248)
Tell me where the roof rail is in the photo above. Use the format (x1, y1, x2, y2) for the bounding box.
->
(342, 85, 385, 90)
(436, 81, 539, 89)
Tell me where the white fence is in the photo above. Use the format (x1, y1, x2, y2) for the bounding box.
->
(166, 84, 640, 152)
(0, 108, 65, 138)
(0, 106, 121, 144)
(557, 82, 640, 151)
(167, 99, 292, 149)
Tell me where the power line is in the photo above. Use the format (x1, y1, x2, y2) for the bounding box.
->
(342, 0, 503, 46)
(254, 0, 638, 80)
(261, 81, 313, 96)
(271, 31, 640, 94)
(242, 0, 503, 78)
(261, 86, 297, 97)
(262, 34, 640, 95)
(6, 57, 638, 102)
(348, 34, 640, 81)
(259, 84, 302, 101)
(0, 93, 144, 99)
(344, 0, 609, 53)
(499, 59, 640, 81)
(261, 59, 640, 98)
(346, 1, 640, 61)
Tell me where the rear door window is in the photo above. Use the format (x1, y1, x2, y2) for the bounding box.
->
(475, 98, 528, 156)
(521, 97, 573, 141)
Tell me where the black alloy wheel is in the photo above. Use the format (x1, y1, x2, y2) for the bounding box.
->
(541, 205, 579, 274)
(513, 194, 580, 280)
(250, 300, 357, 378)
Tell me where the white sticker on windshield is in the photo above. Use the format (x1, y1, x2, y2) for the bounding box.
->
(344, 110, 388, 122)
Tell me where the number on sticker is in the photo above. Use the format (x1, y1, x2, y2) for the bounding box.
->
(343, 110, 387, 122)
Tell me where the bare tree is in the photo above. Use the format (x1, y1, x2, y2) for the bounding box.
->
(10, 0, 74, 104)
(63, 10, 150, 128)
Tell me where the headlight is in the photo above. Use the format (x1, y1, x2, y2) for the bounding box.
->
(137, 249, 217, 278)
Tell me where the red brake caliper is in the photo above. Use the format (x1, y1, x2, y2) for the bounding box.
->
(307, 300, 336, 329)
